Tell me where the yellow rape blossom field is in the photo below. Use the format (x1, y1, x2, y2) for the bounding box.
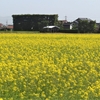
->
(0, 33, 100, 100)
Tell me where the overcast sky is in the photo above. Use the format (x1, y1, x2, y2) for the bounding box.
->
(0, 0, 100, 24)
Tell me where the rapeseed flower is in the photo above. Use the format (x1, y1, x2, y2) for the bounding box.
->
(0, 33, 100, 100)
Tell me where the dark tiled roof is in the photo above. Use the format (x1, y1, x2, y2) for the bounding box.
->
(96, 23, 100, 26)
(78, 18, 92, 21)
(73, 18, 92, 23)
(63, 22, 72, 25)
(76, 18, 92, 21)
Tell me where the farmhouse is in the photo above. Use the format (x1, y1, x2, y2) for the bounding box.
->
(0, 23, 4, 29)
(72, 18, 96, 33)
(58, 20, 72, 30)
(72, 18, 93, 29)
(6, 25, 13, 31)
(63, 22, 72, 29)
(96, 23, 100, 32)
(0, 23, 6, 31)
(12, 14, 58, 31)
(58, 20, 67, 24)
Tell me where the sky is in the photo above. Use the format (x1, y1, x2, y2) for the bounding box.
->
(0, 0, 100, 24)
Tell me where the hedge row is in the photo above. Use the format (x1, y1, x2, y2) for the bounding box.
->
(59, 29, 78, 33)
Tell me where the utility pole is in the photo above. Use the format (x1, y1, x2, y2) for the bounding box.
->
(6, 20, 8, 26)
(65, 16, 67, 23)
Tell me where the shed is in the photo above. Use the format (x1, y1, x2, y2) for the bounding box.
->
(43, 25, 60, 32)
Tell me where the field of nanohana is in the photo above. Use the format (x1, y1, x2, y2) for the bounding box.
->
(0, 33, 100, 100)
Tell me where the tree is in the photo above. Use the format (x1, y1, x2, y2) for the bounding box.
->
(78, 20, 96, 33)
(78, 20, 88, 33)
(89, 21, 97, 33)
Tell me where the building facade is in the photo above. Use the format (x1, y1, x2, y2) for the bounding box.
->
(12, 14, 58, 31)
